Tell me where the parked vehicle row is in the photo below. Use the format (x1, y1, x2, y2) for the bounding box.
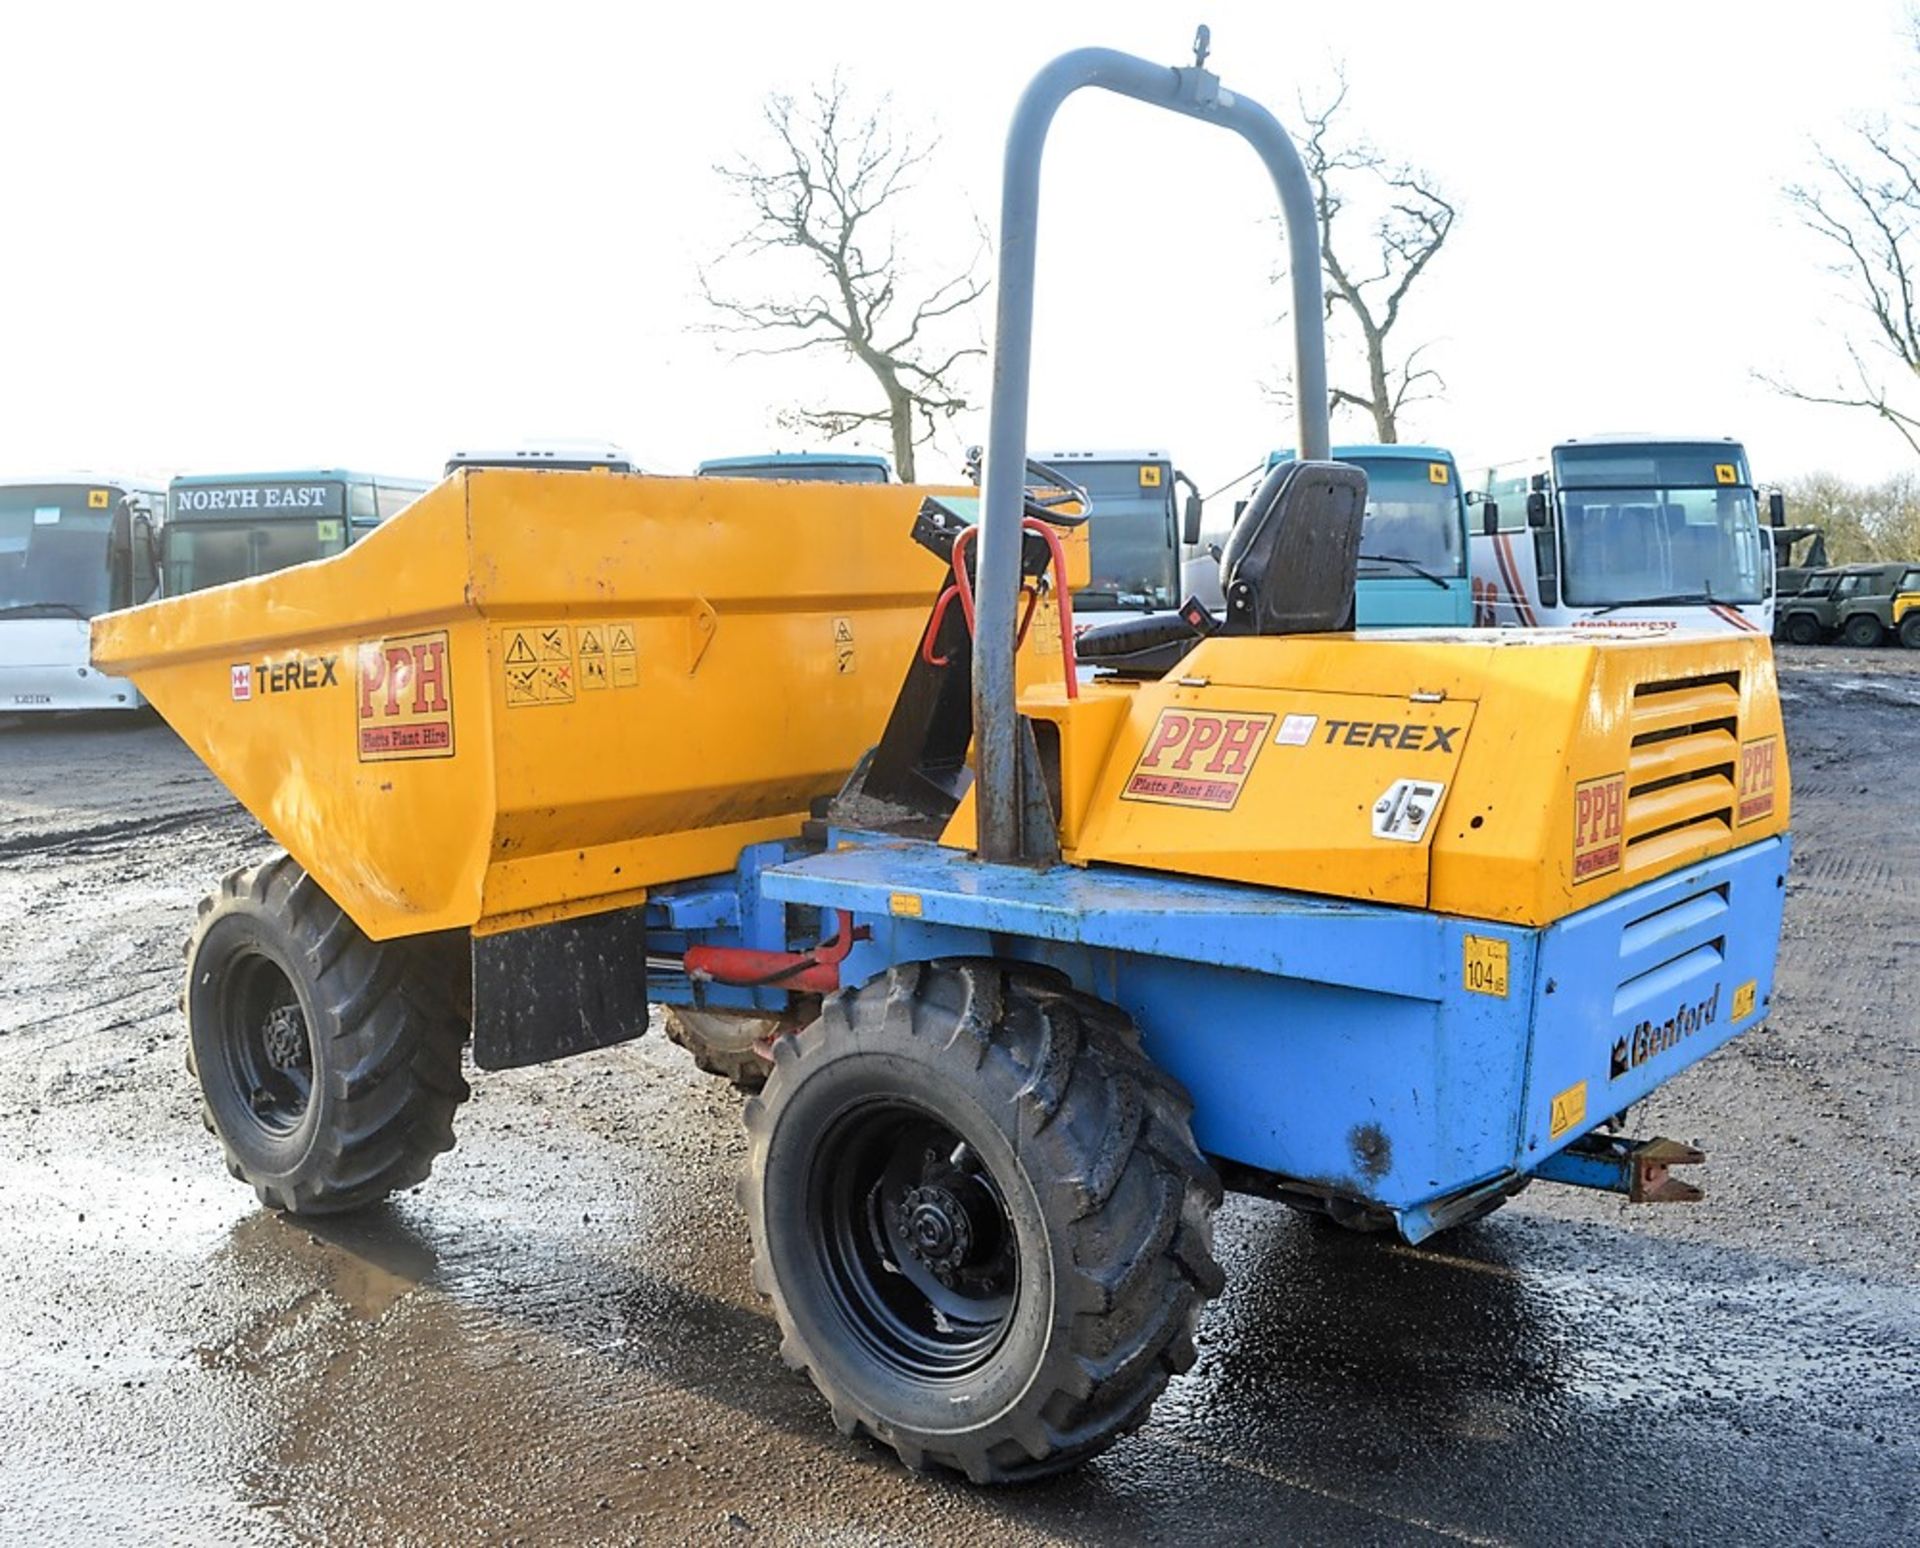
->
(1774, 560, 1920, 648)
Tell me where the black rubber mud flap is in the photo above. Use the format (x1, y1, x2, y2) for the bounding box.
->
(471, 906, 650, 1070)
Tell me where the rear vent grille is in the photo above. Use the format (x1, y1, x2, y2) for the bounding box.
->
(1613, 884, 1728, 1015)
(1624, 671, 1740, 875)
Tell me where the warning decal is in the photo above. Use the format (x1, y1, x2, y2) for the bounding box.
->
(1549, 1080, 1588, 1139)
(833, 615, 856, 675)
(578, 625, 608, 691)
(1122, 709, 1274, 810)
(357, 629, 455, 761)
(500, 622, 637, 706)
(611, 624, 638, 688)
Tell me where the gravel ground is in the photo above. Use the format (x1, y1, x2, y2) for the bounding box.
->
(0, 644, 1914, 1545)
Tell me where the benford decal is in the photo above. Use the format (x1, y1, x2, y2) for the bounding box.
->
(1123, 710, 1274, 810)
(1573, 772, 1624, 882)
(1611, 986, 1720, 1080)
(356, 629, 454, 761)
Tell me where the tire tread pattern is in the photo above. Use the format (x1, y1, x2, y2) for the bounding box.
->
(743, 960, 1222, 1484)
(185, 853, 470, 1216)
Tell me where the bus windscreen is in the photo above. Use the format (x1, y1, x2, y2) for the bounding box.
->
(1072, 462, 1178, 611)
(1354, 460, 1464, 578)
(0, 484, 121, 619)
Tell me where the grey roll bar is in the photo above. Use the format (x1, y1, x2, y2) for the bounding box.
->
(973, 42, 1332, 861)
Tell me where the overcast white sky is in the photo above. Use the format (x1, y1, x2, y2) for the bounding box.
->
(3, 1, 1915, 502)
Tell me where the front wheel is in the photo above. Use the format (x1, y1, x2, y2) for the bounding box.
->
(1900, 613, 1920, 649)
(1783, 612, 1823, 647)
(185, 855, 472, 1214)
(1842, 613, 1885, 648)
(742, 961, 1222, 1482)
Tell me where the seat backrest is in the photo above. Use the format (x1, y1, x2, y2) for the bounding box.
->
(1218, 460, 1366, 636)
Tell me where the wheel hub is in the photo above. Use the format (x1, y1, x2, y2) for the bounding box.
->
(900, 1184, 974, 1278)
(261, 1003, 310, 1071)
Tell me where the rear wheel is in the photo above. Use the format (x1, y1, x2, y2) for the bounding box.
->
(1900, 613, 1920, 649)
(742, 961, 1222, 1482)
(1842, 613, 1885, 648)
(185, 854, 471, 1215)
(1783, 612, 1823, 646)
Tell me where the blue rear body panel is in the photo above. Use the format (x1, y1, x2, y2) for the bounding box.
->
(701, 833, 1791, 1237)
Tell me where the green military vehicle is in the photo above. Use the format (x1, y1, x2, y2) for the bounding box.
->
(1829, 562, 1920, 647)
(1774, 566, 1845, 644)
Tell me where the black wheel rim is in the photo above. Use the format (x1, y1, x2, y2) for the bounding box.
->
(216, 949, 313, 1138)
(810, 1101, 1019, 1383)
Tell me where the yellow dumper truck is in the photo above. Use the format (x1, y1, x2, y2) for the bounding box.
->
(95, 39, 1790, 1483)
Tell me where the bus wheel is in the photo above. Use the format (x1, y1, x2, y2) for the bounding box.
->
(742, 961, 1223, 1482)
(1842, 614, 1885, 648)
(1784, 613, 1822, 646)
(185, 855, 471, 1215)
(1900, 614, 1920, 650)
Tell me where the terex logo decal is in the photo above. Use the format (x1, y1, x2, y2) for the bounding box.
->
(1737, 736, 1777, 824)
(231, 654, 338, 701)
(1573, 773, 1624, 882)
(1319, 718, 1460, 752)
(1123, 710, 1274, 810)
(356, 629, 455, 762)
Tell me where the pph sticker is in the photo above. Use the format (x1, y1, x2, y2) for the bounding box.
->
(1122, 710, 1274, 810)
(357, 630, 454, 761)
(1573, 773, 1624, 882)
(1737, 737, 1777, 824)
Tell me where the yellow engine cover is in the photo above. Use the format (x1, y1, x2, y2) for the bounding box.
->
(1000, 628, 1790, 928)
(93, 470, 1067, 940)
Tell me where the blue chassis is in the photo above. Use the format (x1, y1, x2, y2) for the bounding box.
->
(643, 833, 1790, 1243)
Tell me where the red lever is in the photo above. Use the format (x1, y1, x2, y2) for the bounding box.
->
(915, 520, 1080, 696)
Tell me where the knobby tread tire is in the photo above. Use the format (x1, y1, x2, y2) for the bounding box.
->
(184, 853, 472, 1216)
(741, 960, 1223, 1484)
(1842, 614, 1884, 648)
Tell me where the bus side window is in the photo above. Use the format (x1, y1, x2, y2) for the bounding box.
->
(374, 484, 418, 522)
(348, 481, 378, 525)
(1489, 475, 1529, 530)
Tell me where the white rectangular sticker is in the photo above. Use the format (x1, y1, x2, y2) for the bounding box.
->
(33, 506, 60, 526)
(1274, 713, 1318, 746)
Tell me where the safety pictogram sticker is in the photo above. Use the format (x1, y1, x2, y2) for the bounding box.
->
(501, 624, 575, 707)
(610, 623, 638, 687)
(832, 615, 856, 675)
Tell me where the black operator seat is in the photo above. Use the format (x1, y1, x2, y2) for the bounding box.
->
(1074, 459, 1368, 676)
(1218, 459, 1367, 636)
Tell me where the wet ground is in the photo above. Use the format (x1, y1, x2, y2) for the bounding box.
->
(2, 646, 1916, 1545)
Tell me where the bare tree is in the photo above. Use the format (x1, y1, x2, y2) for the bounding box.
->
(1290, 73, 1457, 444)
(1771, 124, 1920, 457)
(700, 79, 987, 481)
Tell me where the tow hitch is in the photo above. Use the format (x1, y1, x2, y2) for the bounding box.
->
(1535, 1134, 1707, 1203)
